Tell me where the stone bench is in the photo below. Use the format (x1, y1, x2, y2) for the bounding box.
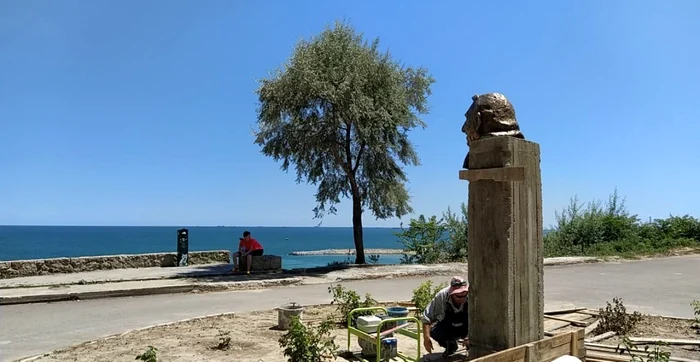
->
(238, 255, 282, 272)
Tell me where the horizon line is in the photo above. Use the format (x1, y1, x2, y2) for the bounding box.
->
(0, 224, 404, 228)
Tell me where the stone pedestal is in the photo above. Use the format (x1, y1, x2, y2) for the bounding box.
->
(239, 255, 283, 272)
(459, 136, 544, 359)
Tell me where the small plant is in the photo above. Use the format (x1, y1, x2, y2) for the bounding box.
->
(594, 297, 643, 335)
(616, 336, 670, 362)
(328, 284, 377, 325)
(279, 316, 338, 362)
(211, 330, 231, 350)
(135, 346, 158, 362)
(411, 280, 447, 314)
(691, 299, 700, 332)
(367, 254, 381, 264)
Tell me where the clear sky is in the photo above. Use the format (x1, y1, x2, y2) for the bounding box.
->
(1, 0, 699, 227)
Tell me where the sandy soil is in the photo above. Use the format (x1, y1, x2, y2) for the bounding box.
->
(30, 305, 698, 362)
(598, 316, 699, 360)
(33, 304, 465, 362)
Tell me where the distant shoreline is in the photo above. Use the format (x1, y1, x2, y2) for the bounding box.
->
(289, 248, 410, 256)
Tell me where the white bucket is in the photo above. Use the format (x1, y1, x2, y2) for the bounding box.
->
(276, 302, 305, 330)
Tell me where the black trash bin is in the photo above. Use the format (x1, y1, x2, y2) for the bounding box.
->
(176, 228, 189, 266)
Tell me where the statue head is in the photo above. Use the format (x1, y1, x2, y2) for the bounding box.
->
(461, 92, 522, 147)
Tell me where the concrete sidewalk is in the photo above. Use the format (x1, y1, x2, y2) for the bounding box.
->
(0, 257, 601, 305)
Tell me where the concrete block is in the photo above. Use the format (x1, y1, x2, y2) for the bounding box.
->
(239, 255, 282, 271)
(465, 136, 544, 358)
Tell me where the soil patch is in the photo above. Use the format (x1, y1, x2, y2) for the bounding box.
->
(31, 304, 458, 362)
(28, 306, 698, 362)
(598, 315, 699, 360)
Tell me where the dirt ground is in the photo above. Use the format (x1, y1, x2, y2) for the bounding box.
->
(34, 304, 465, 362)
(599, 315, 700, 360)
(32, 305, 697, 362)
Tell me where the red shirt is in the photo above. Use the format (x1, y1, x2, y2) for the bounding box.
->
(240, 238, 263, 252)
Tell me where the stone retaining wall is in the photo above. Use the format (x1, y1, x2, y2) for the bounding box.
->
(0, 250, 231, 279)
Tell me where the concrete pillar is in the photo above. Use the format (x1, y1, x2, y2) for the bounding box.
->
(459, 136, 544, 359)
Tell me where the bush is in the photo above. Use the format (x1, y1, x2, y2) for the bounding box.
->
(692, 300, 700, 332)
(279, 316, 338, 362)
(544, 189, 700, 258)
(411, 280, 447, 314)
(395, 202, 468, 264)
(328, 284, 377, 325)
(594, 297, 643, 335)
(618, 337, 671, 362)
(135, 346, 158, 362)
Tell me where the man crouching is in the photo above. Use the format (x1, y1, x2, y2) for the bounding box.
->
(421, 276, 470, 358)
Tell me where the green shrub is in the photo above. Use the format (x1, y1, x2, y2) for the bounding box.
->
(328, 284, 377, 325)
(395, 202, 468, 264)
(594, 297, 643, 335)
(617, 337, 670, 362)
(279, 316, 338, 362)
(544, 189, 700, 258)
(135, 346, 158, 362)
(411, 280, 447, 314)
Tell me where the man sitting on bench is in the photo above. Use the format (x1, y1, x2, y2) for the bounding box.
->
(232, 231, 264, 275)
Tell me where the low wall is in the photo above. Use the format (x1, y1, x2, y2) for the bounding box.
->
(0, 250, 231, 279)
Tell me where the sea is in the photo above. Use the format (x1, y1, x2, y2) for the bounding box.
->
(0, 226, 406, 269)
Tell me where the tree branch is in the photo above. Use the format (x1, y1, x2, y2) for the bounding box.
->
(345, 121, 353, 174)
(352, 142, 366, 174)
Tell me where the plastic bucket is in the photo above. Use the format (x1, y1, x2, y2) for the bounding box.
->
(276, 302, 304, 330)
(387, 307, 409, 325)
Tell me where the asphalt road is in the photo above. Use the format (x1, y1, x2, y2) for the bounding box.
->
(1, 255, 699, 361)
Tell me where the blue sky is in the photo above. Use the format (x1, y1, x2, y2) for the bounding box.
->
(1, 0, 698, 227)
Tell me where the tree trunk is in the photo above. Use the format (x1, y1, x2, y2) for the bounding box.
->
(352, 192, 365, 264)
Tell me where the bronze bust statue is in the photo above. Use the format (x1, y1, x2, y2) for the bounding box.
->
(461, 93, 524, 169)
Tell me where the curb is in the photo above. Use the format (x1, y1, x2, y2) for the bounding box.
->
(0, 278, 304, 306)
(0, 258, 603, 305)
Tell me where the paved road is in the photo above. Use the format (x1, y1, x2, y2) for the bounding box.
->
(1, 255, 699, 361)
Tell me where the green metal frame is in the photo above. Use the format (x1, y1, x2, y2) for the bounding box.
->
(346, 307, 422, 362)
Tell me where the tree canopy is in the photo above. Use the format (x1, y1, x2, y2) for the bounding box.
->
(253, 21, 435, 263)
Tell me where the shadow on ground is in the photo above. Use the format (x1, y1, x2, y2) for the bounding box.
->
(169, 262, 392, 283)
(338, 351, 468, 362)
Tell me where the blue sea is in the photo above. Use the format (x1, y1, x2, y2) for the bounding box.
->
(0, 226, 405, 268)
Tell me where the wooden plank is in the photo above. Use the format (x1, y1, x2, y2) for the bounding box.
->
(538, 342, 572, 362)
(570, 331, 579, 356)
(578, 309, 600, 316)
(469, 344, 527, 362)
(544, 319, 571, 331)
(524, 343, 535, 362)
(544, 307, 587, 315)
(584, 319, 600, 335)
(585, 331, 616, 343)
(627, 337, 700, 346)
(544, 315, 589, 327)
(459, 166, 525, 182)
(586, 344, 700, 362)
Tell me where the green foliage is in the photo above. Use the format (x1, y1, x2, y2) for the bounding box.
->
(544, 189, 700, 257)
(411, 280, 447, 314)
(691, 300, 700, 332)
(135, 346, 157, 362)
(617, 337, 670, 362)
(253, 20, 435, 264)
(395, 202, 468, 264)
(594, 297, 643, 335)
(278, 316, 338, 362)
(328, 284, 377, 325)
(367, 254, 381, 264)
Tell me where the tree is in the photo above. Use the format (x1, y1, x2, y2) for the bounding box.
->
(253, 20, 435, 263)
